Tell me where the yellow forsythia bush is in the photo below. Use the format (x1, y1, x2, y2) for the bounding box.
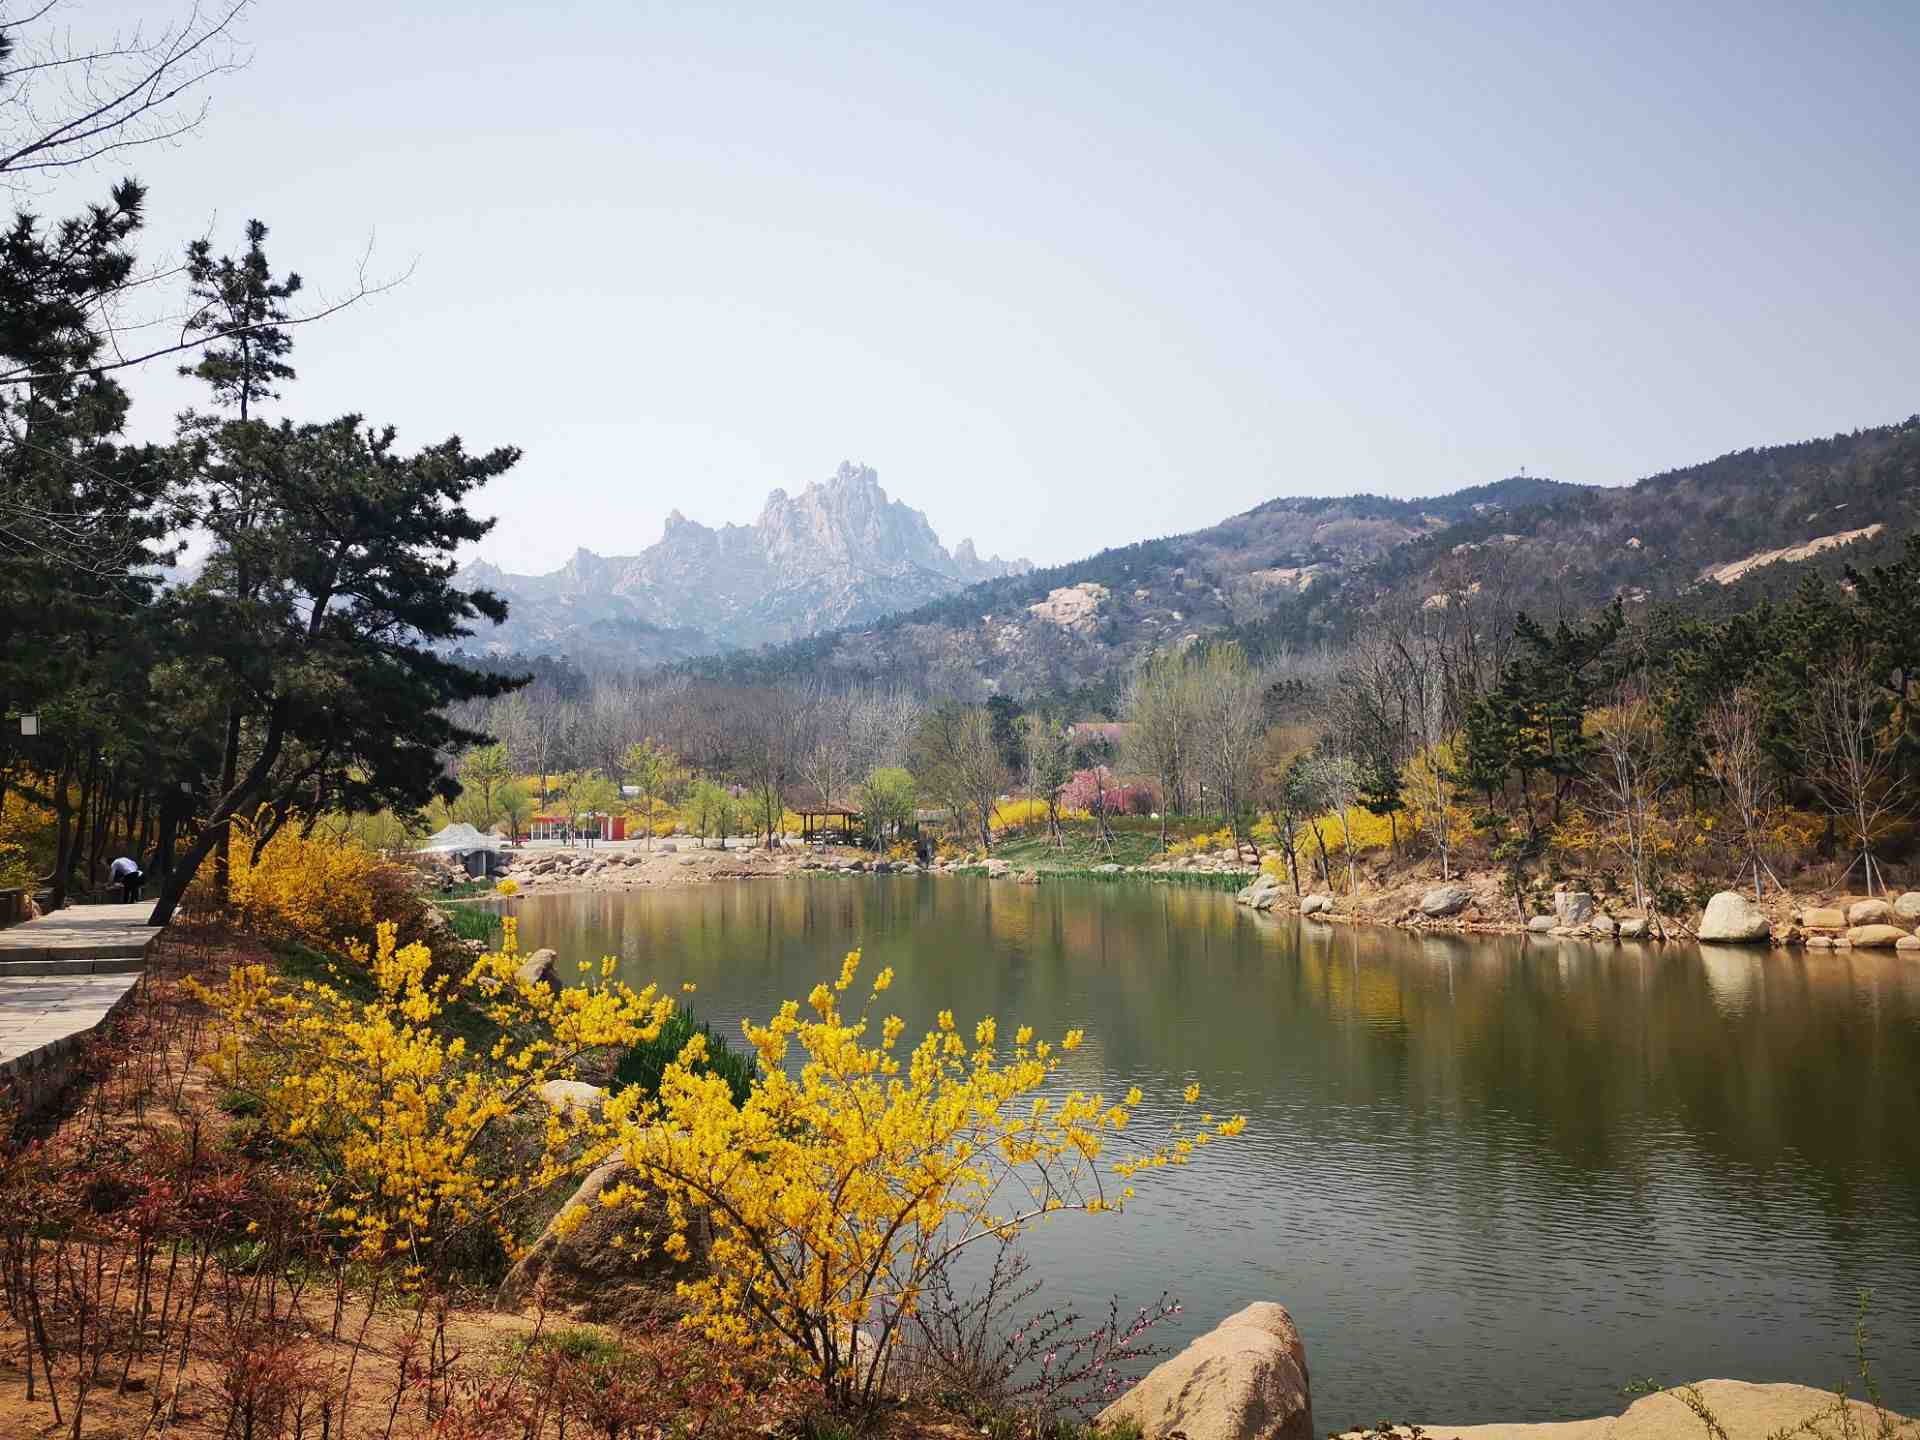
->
(191, 916, 673, 1275)
(581, 949, 1246, 1404)
(216, 822, 413, 950)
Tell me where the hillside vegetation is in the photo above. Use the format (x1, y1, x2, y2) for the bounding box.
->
(676, 418, 1920, 697)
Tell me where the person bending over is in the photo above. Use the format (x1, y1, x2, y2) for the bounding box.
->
(109, 855, 144, 903)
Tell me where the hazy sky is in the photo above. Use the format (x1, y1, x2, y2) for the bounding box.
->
(57, 0, 1920, 573)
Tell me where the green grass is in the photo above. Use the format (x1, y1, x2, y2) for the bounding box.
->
(436, 901, 502, 943)
(613, 1005, 757, 1107)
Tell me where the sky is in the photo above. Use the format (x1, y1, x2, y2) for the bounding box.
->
(45, 0, 1920, 574)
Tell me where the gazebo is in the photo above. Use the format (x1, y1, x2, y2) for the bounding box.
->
(796, 804, 863, 845)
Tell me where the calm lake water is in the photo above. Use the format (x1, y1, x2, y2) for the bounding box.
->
(505, 875, 1920, 1428)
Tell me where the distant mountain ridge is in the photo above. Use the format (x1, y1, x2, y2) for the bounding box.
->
(459, 462, 1031, 662)
(673, 417, 1920, 697)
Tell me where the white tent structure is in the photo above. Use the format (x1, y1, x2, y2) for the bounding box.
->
(418, 823, 507, 877)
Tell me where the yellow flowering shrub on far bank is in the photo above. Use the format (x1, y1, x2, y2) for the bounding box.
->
(583, 948, 1246, 1405)
(190, 916, 673, 1275)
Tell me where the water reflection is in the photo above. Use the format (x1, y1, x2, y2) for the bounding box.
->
(506, 877, 1920, 1428)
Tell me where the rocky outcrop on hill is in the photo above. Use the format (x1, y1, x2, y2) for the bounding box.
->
(458, 462, 1030, 657)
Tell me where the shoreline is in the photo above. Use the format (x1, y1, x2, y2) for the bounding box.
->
(485, 840, 1920, 954)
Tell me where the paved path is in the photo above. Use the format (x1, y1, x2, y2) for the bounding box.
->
(0, 903, 156, 1114)
(0, 901, 156, 971)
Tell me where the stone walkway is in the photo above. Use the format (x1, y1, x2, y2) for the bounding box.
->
(0, 903, 156, 1113)
(0, 901, 156, 970)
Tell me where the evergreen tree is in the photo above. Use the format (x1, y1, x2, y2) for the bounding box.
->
(148, 418, 525, 925)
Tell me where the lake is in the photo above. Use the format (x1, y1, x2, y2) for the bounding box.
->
(504, 875, 1920, 1428)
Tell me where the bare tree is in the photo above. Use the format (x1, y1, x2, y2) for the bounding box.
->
(799, 685, 856, 810)
(1122, 649, 1192, 853)
(1301, 753, 1362, 893)
(1587, 678, 1672, 928)
(1798, 655, 1904, 896)
(915, 704, 1003, 853)
(496, 686, 573, 805)
(1702, 687, 1779, 899)
(849, 684, 923, 776)
(1020, 713, 1072, 850)
(1189, 642, 1264, 850)
(1409, 680, 1460, 880)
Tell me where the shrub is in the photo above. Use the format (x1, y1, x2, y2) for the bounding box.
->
(211, 821, 420, 952)
(190, 916, 675, 1277)
(0, 791, 55, 887)
(589, 950, 1246, 1408)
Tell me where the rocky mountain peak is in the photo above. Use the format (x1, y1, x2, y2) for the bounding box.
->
(459, 461, 1032, 658)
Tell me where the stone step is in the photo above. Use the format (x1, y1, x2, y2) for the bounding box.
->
(0, 955, 146, 977)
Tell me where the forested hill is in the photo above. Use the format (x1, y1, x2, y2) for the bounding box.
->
(671, 416, 1920, 698)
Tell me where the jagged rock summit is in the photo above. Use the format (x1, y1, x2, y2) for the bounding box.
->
(458, 462, 1030, 660)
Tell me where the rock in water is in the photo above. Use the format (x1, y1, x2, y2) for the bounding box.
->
(1554, 890, 1596, 927)
(1099, 1301, 1312, 1440)
(1847, 898, 1892, 927)
(1697, 892, 1769, 943)
(1419, 883, 1473, 918)
(1588, 914, 1620, 937)
(1527, 915, 1556, 933)
(1845, 924, 1907, 949)
(1799, 907, 1845, 931)
(1894, 892, 1920, 923)
(1300, 894, 1334, 916)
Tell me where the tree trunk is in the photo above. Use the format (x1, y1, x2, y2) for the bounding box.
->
(211, 707, 242, 904)
(148, 707, 289, 927)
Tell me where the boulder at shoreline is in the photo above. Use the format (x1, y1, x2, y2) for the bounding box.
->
(1420, 883, 1473, 918)
(1341, 1379, 1909, 1440)
(1698, 892, 1769, 943)
(1099, 1300, 1311, 1440)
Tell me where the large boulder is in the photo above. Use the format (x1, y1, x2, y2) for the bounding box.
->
(535, 1080, 606, 1116)
(517, 948, 561, 988)
(1300, 894, 1334, 916)
(1527, 915, 1556, 934)
(1799, 907, 1846, 932)
(497, 1158, 705, 1320)
(1845, 924, 1908, 949)
(1847, 898, 1892, 927)
(1553, 891, 1596, 927)
(1587, 913, 1619, 938)
(1350, 1379, 1906, 1440)
(1419, 883, 1473, 918)
(1616, 915, 1651, 940)
(1237, 876, 1280, 907)
(1098, 1301, 1311, 1440)
(1894, 892, 1920, 923)
(1697, 892, 1769, 944)
(1897, 936, 1920, 953)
